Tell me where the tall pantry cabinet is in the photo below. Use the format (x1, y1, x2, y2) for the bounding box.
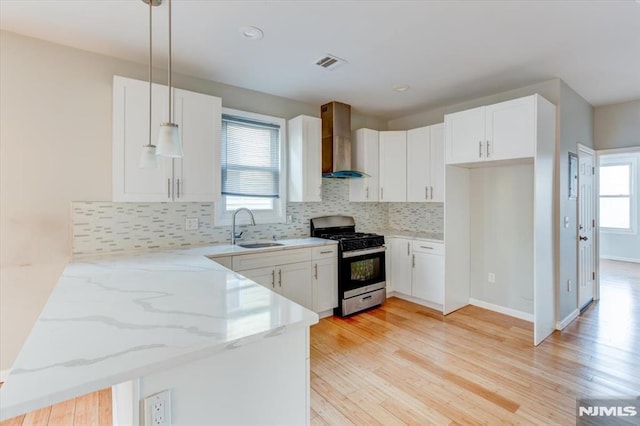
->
(443, 94, 556, 346)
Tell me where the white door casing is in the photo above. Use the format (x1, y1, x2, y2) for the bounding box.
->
(578, 145, 596, 309)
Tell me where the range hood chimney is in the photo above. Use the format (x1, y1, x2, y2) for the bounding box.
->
(321, 101, 366, 178)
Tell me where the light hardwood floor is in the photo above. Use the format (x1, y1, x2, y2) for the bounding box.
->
(2, 260, 638, 425)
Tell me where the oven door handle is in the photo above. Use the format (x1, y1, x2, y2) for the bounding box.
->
(341, 246, 386, 258)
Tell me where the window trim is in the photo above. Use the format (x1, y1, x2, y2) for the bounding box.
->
(599, 155, 637, 235)
(215, 108, 287, 227)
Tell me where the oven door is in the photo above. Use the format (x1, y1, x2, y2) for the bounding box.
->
(340, 247, 386, 294)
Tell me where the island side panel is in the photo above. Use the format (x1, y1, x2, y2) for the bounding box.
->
(115, 326, 310, 425)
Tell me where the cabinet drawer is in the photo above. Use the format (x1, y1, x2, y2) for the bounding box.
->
(233, 248, 311, 271)
(311, 245, 338, 260)
(412, 240, 444, 255)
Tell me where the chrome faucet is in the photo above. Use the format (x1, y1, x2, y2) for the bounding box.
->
(231, 208, 256, 245)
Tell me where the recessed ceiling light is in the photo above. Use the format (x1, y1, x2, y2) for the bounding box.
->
(240, 26, 264, 40)
(392, 84, 410, 92)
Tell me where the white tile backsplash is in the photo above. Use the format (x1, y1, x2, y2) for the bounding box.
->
(73, 180, 443, 256)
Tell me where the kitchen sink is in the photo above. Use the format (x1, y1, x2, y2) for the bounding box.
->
(237, 242, 284, 249)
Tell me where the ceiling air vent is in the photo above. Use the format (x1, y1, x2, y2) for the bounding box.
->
(315, 54, 347, 70)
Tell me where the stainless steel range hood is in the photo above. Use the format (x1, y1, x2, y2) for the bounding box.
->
(321, 101, 367, 178)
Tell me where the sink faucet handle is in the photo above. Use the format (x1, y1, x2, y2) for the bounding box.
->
(234, 231, 244, 239)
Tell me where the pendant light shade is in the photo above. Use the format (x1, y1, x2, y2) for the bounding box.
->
(139, 144, 159, 168)
(157, 122, 182, 157)
(156, 0, 183, 158)
(139, 0, 160, 169)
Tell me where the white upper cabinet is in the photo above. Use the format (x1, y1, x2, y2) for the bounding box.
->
(407, 126, 430, 202)
(112, 76, 222, 202)
(484, 96, 535, 161)
(379, 131, 407, 202)
(406, 123, 444, 202)
(288, 115, 322, 202)
(349, 128, 379, 202)
(172, 88, 222, 202)
(430, 123, 445, 202)
(445, 95, 538, 165)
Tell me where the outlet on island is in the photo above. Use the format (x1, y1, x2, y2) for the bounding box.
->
(144, 389, 172, 426)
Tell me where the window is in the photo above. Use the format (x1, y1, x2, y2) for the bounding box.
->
(216, 108, 286, 225)
(599, 154, 636, 233)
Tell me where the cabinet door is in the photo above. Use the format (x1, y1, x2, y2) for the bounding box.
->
(279, 262, 312, 309)
(379, 131, 407, 202)
(429, 123, 445, 202)
(239, 266, 276, 290)
(407, 126, 430, 202)
(444, 106, 485, 165)
(485, 96, 535, 161)
(173, 88, 222, 202)
(389, 238, 412, 295)
(288, 116, 322, 202)
(312, 258, 338, 312)
(412, 252, 444, 304)
(112, 76, 172, 201)
(349, 129, 379, 202)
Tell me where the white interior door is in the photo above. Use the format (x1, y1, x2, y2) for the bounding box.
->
(578, 146, 596, 309)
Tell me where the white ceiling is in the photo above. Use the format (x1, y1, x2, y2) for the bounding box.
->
(1, 0, 639, 119)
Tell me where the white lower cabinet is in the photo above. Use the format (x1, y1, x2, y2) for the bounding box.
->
(388, 237, 444, 310)
(232, 246, 337, 314)
(311, 246, 338, 313)
(389, 237, 412, 295)
(411, 241, 444, 305)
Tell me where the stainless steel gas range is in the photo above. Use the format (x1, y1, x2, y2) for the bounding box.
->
(311, 215, 386, 316)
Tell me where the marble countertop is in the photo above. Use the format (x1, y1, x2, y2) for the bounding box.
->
(0, 239, 327, 421)
(367, 228, 444, 243)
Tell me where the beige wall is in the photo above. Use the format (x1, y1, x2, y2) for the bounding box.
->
(594, 100, 640, 150)
(0, 30, 386, 373)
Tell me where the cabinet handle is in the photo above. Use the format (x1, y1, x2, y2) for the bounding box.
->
(479, 141, 483, 158)
(407, 242, 410, 255)
(314, 264, 318, 279)
(425, 186, 428, 200)
(366, 187, 369, 200)
(412, 254, 415, 268)
(420, 246, 434, 250)
(486, 140, 490, 158)
(430, 186, 433, 200)
(320, 250, 333, 254)
(278, 269, 282, 287)
(271, 269, 275, 288)
(176, 178, 180, 198)
(167, 179, 171, 199)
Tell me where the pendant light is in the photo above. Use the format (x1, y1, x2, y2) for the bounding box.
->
(156, 0, 183, 158)
(139, 0, 160, 168)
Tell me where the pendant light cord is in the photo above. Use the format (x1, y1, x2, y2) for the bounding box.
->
(167, 0, 172, 123)
(148, 0, 153, 147)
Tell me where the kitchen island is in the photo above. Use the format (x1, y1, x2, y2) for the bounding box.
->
(0, 240, 328, 424)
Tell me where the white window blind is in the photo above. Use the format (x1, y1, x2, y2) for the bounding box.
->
(599, 163, 632, 229)
(221, 114, 280, 198)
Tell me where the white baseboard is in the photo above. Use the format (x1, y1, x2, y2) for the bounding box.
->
(600, 255, 640, 264)
(468, 298, 533, 322)
(317, 309, 334, 319)
(556, 309, 580, 330)
(0, 368, 10, 382)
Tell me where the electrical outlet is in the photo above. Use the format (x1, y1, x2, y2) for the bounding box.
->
(185, 217, 199, 231)
(144, 390, 171, 426)
(488, 273, 496, 283)
(425, 211, 432, 221)
(567, 279, 572, 292)
(286, 214, 293, 224)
